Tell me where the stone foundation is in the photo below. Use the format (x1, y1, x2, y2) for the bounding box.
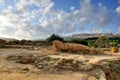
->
(34, 55, 94, 72)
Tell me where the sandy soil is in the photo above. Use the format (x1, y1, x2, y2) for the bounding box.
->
(0, 48, 119, 80)
(0, 49, 87, 80)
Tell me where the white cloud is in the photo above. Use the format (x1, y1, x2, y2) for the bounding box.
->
(70, 6, 75, 11)
(91, 28, 102, 33)
(0, 0, 4, 6)
(116, 6, 120, 14)
(15, 0, 30, 13)
(43, 2, 54, 15)
(0, 0, 113, 39)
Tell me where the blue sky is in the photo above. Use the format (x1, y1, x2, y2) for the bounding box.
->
(0, 0, 120, 39)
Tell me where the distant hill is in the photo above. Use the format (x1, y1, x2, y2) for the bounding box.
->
(63, 36, 73, 41)
(0, 37, 18, 42)
(69, 33, 114, 39)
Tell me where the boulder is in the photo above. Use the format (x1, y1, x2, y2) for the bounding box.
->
(110, 47, 119, 53)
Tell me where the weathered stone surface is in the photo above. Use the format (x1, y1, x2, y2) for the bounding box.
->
(6, 55, 22, 60)
(7, 54, 35, 64)
(34, 55, 95, 72)
(20, 57, 34, 64)
(22, 68, 29, 71)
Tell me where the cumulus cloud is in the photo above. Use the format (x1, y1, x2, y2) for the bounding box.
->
(0, 0, 113, 39)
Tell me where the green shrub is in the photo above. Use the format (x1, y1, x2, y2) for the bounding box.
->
(87, 40, 96, 47)
(95, 36, 109, 48)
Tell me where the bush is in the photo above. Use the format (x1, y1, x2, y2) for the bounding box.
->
(46, 34, 64, 42)
(87, 40, 96, 47)
(70, 38, 88, 45)
(95, 36, 109, 48)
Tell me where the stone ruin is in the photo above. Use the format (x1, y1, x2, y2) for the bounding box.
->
(7, 54, 120, 80)
(7, 54, 94, 72)
(34, 55, 94, 73)
(53, 40, 104, 54)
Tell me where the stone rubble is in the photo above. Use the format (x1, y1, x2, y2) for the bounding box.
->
(7, 54, 120, 80)
(34, 55, 94, 72)
(34, 55, 107, 80)
(7, 54, 35, 64)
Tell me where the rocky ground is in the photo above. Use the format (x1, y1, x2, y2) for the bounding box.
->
(0, 47, 120, 80)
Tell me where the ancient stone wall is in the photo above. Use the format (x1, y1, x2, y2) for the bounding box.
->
(53, 40, 103, 54)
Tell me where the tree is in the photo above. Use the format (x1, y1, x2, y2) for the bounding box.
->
(13, 40, 20, 45)
(46, 34, 64, 42)
(109, 37, 120, 47)
(95, 36, 109, 48)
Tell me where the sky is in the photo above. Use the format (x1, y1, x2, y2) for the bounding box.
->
(0, 0, 120, 40)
